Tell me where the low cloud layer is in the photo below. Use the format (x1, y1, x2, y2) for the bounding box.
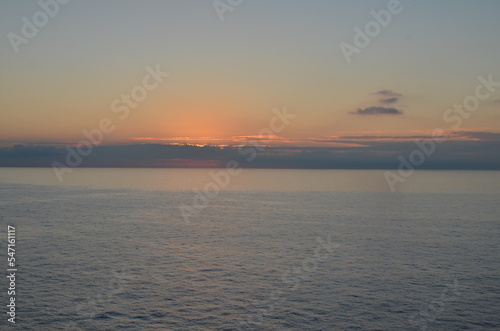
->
(1, 130, 500, 170)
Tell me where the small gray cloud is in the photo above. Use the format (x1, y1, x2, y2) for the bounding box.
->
(350, 106, 404, 115)
(374, 90, 402, 97)
(373, 90, 402, 104)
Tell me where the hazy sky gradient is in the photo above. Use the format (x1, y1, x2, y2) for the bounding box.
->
(1, 0, 499, 166)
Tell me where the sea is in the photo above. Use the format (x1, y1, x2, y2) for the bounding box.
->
(0, 168, 499, 330)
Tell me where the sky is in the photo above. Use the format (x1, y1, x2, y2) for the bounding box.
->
(0, 0, 499, 168)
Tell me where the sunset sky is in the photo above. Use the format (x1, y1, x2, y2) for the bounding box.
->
(1, 0, 499, 168)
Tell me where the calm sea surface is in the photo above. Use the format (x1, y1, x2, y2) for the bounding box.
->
(0, 168, 499, 330)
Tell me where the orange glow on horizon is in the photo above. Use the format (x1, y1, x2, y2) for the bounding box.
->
(129, 127, 498, 149)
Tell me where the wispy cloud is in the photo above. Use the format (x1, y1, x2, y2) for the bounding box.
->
(374, 90, 402, 97)
(373, 90, 402, 104)
(379, 97, 399, 104)
(350, 106, 404, 116)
